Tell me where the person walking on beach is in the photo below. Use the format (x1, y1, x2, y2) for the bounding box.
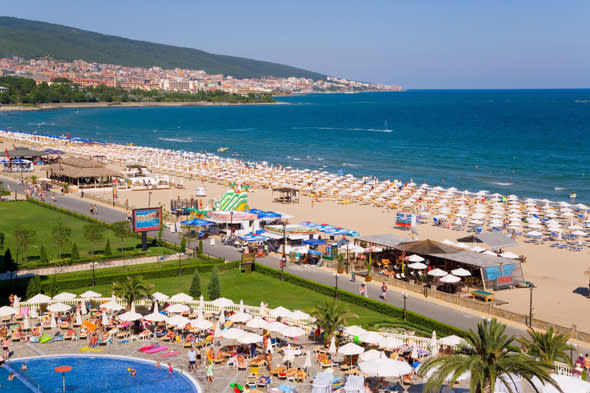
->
(206, 361, 214, 384)
(187, 347, 197, 373)
(380, 282, 388, 300)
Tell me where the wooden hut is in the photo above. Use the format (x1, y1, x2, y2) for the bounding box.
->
(47, 157, 121, 188)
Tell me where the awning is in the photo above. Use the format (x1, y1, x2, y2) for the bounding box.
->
(355, 234, 411, 248)
(456, 232, 518, 250)
(180, 218, 214, 226)
(303, 238, 327, 246)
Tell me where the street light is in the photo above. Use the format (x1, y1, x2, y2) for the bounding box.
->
(281, 222, 287, 281)
(334, 273, 340, 298)
(529, 283, 535, 327)
(178, 252, 184, 276)
(402, 292, 408, 321)
(89, 262, 98, 287)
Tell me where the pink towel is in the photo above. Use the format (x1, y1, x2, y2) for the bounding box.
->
(160, 351, 180, 358)
(145, 346, 168, 354)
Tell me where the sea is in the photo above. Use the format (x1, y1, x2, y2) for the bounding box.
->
(1, 90, 589, 203)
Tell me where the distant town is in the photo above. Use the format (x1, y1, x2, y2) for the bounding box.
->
(0, 56, 402, 95)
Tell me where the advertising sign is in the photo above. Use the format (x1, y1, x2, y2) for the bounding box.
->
(133, 207, 162, 232)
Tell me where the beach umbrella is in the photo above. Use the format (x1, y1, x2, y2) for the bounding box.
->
(168, 315, 191, 328)
(572, 230, 588, 237)
(50, 314, 57, 329)
(338, 342, 364, 356)
(359, 358, 412, 377)
(27, 293, 51, 303)
(199, 295, 204, 313)
(271, 306, 291, 319)
(344, 325, 366, 337)
(239, 299, 244, 313)
(23, 314, 31, 331)
(303, 350, 312, 371)
(75, 310, 82, 326)
(167, 303, 190, 313)
(246, 317, 268, 330)
(101, 312, 109, 326)
(525, 231, 543, 238)
(259, 301, 267, 317)
(289, 310, 311, 320)
(53, 292, 76, 301)
(407, 254, 425, 262)
(152, 292, 169, 302)
(359, 349, 385, 362)
(229, 312, 252, 323)
(282, 326, 306, 338)
(30, 307, 38, 319)
(451, 268, 471, 277)
(144, 302, 168, 322)
(221, 327, 245, 340)
(119, 303, 143, 322)
(379, 336, 404, 350)
(358, 331, 384, 345)
(191, 318, 213, 331)
(47, 303, 71, 312)
(428, 268, 448, 277)
(101, 295, 124, 312)
(169, 292, 193, 302)
(440, 274, 461, 284)
(282, 345, 297, 365)
(431, 331, 438, 355)
(439, 335, 465, 347)
(421, 365, 470, 382)
(237, 332, 262, 345)
(328, 336, 337, 354)
(267, 321, 286, 334)
(211, 297, 234, 308)
(80, 290, 102, 298)
(408, 262, 428, 270)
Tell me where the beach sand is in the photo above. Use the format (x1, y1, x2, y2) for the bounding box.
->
(1, 138, 589, 333)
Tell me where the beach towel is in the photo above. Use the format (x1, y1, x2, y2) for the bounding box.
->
(145, 346, 168, 354)
(139, 344, 157, 352)
(118, 340, 129, 344)
(160, 351, 180, 358)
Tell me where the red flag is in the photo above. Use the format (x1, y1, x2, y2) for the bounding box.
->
(5, 149, 9, 159)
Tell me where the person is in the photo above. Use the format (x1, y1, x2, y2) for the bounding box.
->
(350, 270, 356, 282)
(168, 362, 173, 374)
(266, 350, 272, 371)
(187, 347, 197, 373)
(359, 283, 366, 297)
(585, 354, 590, 379)
(21, 363, 27, 371)
(94, 204, 98, 216)
(155, 360, 160, 368)
(128, 368, 136, 377)
(89, 205, 94, 215)
(2, 337, 9, 359)
(206, 361, 214, 384)
(196, 347, 202, 368)
(380, 282, 388, 300)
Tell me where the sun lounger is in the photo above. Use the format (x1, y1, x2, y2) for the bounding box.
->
(160, 350, 180, 358)
(257, 376, 272, 387)
(145, 345, 168, 354)
(270, 365, 287, 376)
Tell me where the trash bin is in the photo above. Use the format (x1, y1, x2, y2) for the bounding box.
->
(243, 262, 253, 273)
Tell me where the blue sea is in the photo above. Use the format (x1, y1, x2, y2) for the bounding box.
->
(1, 90, 589, 203)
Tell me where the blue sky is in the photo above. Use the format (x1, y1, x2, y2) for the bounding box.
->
(3, 1, 590, 88)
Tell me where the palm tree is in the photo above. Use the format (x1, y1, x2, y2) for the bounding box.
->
(519, 327, 574, 366)
(311, 300, 357, 345)
(418, 318, 561, 393)
(112, 276, 153, 309)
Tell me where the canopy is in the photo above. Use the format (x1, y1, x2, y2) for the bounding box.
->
(302, 238, 327, 246)
(238, 233, 269, 242)
(180, 218, 214, 227)
(456, 232, 518, 250)
(308, 250, 322, 256)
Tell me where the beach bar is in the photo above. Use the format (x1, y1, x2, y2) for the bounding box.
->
(46, 157, 121, 188)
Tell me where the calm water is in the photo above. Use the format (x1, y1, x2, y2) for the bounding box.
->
(1, 90, 589, 202)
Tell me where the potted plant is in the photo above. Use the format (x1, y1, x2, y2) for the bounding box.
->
(365, 253, 373, 282)
(336, 253, 345, 274)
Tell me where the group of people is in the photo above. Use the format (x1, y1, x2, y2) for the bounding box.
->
(358, 282, 388, 299)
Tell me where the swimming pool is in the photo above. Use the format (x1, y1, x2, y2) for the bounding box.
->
(3, 355, 200, 393)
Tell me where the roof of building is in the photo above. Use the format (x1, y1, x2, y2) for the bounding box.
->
(355, 234, 411, 248)
(48, 157, 120, 179)
(456, 232, 519, 250)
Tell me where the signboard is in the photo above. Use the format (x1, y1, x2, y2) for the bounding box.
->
(395, 213, 415, 228)
(132, 207, 162, 232)
(481, 262, 524, 290)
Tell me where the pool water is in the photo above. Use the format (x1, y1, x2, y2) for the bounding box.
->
(3, 355, 199, 393)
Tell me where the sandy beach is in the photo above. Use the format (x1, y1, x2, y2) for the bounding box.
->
(1, 133, 589, 333)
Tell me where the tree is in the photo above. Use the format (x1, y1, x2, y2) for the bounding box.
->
(111, 221, 132, 251)
(1, 248, 16, 272)
(71, 243, 80, 261)
(189, 269, 201, 297)
(180, 236, 186, 253)
(311, 300, 357, 344)
(104, 239, 112, 257)
(25, 275, 41, 298)
(51, 220, 72, 260)
(207, 266, 221, 300)
(418, 319, 561, 393)
(14, 225, 36, 264)
(198, 239, 203, 257)
(180, 226, 199, 253)
(39, 245, 48, 264)
(112, 276, 153, 309)
(82, 223, 105, 256)
(0, 232, 4, 250)
(519, 327, 574, 367)
(49, 274, 59, 297)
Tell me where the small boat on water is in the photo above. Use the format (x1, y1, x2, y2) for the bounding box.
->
(217, 147, 229, 152)
(383, 120, 393, 133)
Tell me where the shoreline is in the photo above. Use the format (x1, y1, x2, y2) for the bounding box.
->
(0, 100, 286, 112)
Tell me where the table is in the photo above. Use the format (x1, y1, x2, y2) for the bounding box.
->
(471, 290, 496, 302)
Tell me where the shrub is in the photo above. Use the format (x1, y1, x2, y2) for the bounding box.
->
(39, 245, 48, 264)
(207, 265, 221, 300)
(49, 274, 59, 296)
(104, 239, 112, 257)
(71, 243, 80, 261)
(189, 269, 201, 298)
(25, 275, 41, 298)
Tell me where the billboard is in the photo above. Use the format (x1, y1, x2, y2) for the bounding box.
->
(395, 213, 415, 228)
(133, 207, 162, 232)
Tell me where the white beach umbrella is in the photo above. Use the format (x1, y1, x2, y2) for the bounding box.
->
(500, 251, 519, 259)
(359, 349, 385, 362)
(239, 299, 244, 313)
(379, 336, 404, 350)
(439, 335, 465, 347)
(428, 268, 448, 277)
(271, 306, 292, 319)
(167, 303, 190, 313)
(0, 306, 17, 317)
(144, 302, 168, 322)
(338, 342, 365, 356)
(101, 311, 109, 326)
(229, 312, 252, 323)
(80, 290, 102, 298)
(50, 314, 57, 329)
(27, 293, 51, 303)
(237, 332, 262, 345)
(75, 310, 82, 326)
(191, 318, 213, 331)
(359, 358, 412, 377)
(525, 231, 543, 238)
(421, 365, 471, 382)
(440, 274, 461, 284)
(451, 268, 471, 277)
(304, 350, 312, 371)
(407, 254, 425, 262)
(246, 317, 269, 330)
(169, 292, 193, 302)
(47, 303, 71, 312)
(53, 292, 76, 301)
(80, 300, 87, 315)
(221, 327, 245, 340)
(290, 310, 311, 320)
(259, 301, 267, 317)
(211, 297, 234, 308)
(168, 315, 191, 328)
(23, 314, 31, 330)
(408, 262, 428, 270)
(119, 303, 143, 322)
(328, 336, 337, 354)
(101, 295, 124, 312)
(358, 331, 384, 345)
(572, 230, 588, 237)
(282, 326, 306, 338)
(152, 292, 169, 302)
(267, 321, 287, 334)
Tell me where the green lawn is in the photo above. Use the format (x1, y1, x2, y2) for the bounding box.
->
(0, 201, 171, 268)
(76, 270, 405, 330)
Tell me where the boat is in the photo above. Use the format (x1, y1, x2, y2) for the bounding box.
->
(383, 120, 392, 133)
(217, 147, 229, 152)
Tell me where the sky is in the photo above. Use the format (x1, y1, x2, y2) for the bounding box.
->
(2, 1, 590, 89)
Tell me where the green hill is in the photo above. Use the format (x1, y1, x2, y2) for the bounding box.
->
(0, 17, 326, 80)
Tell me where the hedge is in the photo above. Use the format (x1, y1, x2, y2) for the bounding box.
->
(255, 263, 467, 337)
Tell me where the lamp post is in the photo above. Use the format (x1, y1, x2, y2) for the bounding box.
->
(345, 241, 350, 274)
(529, 283, 535, 327)
(281, 222, 287, 281)
(178, 252, 184, 276)
(402, 292, 408, 321)
(148, 191, 152, 207)
(334, 273, 340, 298)
(89, 262, 97, 287)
